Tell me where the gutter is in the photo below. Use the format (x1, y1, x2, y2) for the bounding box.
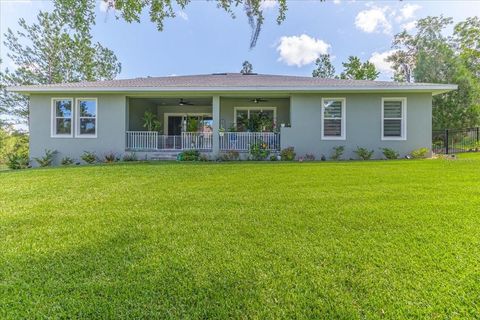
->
(7, 84, 458, 96)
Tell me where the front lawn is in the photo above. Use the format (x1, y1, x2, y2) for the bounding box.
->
(1, 160, 479, 319)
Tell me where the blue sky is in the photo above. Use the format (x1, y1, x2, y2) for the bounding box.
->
(1, 0, 479, 81)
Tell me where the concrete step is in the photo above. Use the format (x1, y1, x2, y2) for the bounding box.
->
(149, 152, 179, 161)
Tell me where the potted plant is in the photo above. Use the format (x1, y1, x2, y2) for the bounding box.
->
(219, 127, 225, 137)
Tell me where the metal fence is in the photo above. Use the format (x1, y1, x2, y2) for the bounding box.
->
(432, 127, 480, 154)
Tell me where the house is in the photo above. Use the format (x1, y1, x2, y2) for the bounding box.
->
(9, 73, 457, 163)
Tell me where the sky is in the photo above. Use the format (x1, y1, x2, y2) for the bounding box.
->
(0, 0, 479, 81)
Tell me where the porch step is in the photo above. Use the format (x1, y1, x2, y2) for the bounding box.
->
(148, 152, 179, 161)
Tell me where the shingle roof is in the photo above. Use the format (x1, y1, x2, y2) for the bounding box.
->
(8, 73, 457, 94)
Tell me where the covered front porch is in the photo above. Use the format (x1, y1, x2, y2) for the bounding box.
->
(125, 96, 289, 153)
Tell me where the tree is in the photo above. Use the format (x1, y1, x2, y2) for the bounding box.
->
(312, 54, 335, 78)
(454, 17, 480, 79)
(387, 16, 480, 129)
(0, 8, 121, 123)
(241, 61, 253, 74)
(54, 0, 289, 49)
(339, 56, 379, 80)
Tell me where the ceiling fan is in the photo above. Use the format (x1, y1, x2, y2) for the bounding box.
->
(179, 98, 194, 106)
(251, 98, 268, 104)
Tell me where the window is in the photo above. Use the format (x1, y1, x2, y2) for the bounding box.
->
(382, 98, 406, 140)
(76, 98, 97, 137)
(234, 107, 276, 132)
(321, 98, 346, 140)
(52, 98, 73, 137)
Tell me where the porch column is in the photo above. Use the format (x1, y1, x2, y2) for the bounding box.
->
(212, 95, 220, 156)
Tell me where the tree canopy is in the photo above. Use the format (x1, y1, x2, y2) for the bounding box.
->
(312, 54, 335, 78)
(339, 56, 379, 80)
(54, 0, 289, 49)
(0, 6, 121, 123)
(387, 16, 480, 129)
(241, 61, 254, 74)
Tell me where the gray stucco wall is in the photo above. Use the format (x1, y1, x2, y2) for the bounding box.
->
(281, 93, 432, 159)
(29, 92, 432, 163)
(29, 94, 127, 165)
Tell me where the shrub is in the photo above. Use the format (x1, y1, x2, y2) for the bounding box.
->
(249, 142, 270, 160)
(219, 150, 240, 161)
(280, 147, 296, 161)
(61, 156, 74, 166)
(269, 154, 278, 161)
(380, 148, 399, 160)
(34, 149, 57, 167)
(304, 153, 316, 161)
(6, 152, 29, 169)
(0, 126, 29, 164)
(81, 151, 97, 164)
(103, 152, 119, 163)
(178, 150, 200, 161)
(122, 152, 138, 162)
(354, 147, 374, 160)
(410, 147, 429, 159)
(331, 146, 345, 160)
(199, 154, 209, 162)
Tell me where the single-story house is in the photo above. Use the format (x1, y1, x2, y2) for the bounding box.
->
(9, 73, 457, 163)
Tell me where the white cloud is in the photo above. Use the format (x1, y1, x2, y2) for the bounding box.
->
(333, 0, 341, 4)
(277, 34, 330, 67)
(402, 20, 417, 31)
(398, 4, 421, 22)
(369, 50, 396, 75)
(355, 5, 392, 34)
(177, 10, 188, 21)
(260, 0, 278, 10)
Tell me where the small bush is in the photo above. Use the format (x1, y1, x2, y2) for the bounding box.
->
(199, 154, 209, 162)
(178, 150, 200, 161)
(304, 153, 316, 161)
(280, 147, 296, 161)
(269, 154, 278, 161)
(380, 148, 399, 160)
(122, 152, 138, 162)
(331, 146, 345, 160)
(103, 152, 119, 163)
(219, 151, 240, 161)
(61, 156, 74, 166)
(81, 151, 97, 164)
(6, 152, 29, 170)
(354, 147, 374, 160)
(249, 142, 270, 161)
(410, 147, 429, 159)
(34, 149, 57, 167)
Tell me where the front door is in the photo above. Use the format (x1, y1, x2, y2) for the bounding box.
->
(168, 116, 183, 135)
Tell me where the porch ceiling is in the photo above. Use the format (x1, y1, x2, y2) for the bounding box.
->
(130, 97, 213, 106)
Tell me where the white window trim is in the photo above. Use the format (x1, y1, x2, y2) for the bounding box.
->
(321, 97, 346, 140)
(75, 98, 98, 138)
(51, 97, 74, 138)
(233, 106, 277, 131)
(381, 97, 407, 141)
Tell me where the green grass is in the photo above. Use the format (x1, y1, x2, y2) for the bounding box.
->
(1, 160, 480, 319)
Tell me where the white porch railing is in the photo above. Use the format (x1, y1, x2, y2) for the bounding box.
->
(182, 132, 213, 150)
(126, 131, 212, 151)
(220, 132, 280, 151)
(126, 131, 159, 150)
